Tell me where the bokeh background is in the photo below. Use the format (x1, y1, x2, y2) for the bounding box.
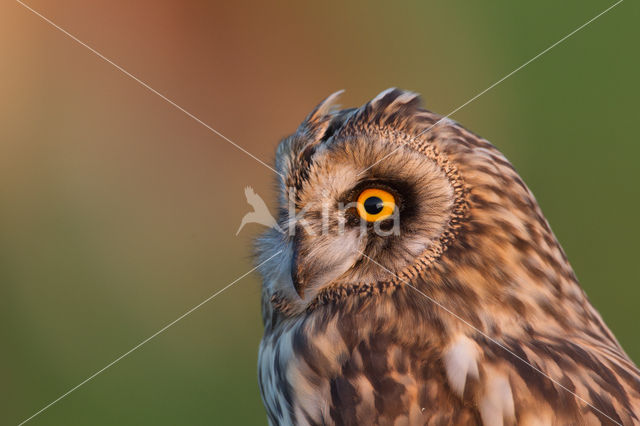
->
(1, 1, 639, 424)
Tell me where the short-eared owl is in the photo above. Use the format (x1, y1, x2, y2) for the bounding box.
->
(256, 89, 640, 425)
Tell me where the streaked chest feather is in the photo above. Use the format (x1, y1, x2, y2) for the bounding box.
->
(259, 302, 640, 426)
(259, 313, 482, 426)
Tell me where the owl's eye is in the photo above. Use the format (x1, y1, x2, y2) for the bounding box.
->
(356, 188, 396, 222)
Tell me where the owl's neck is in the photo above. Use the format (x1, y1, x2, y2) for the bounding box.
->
(264, 261, 617, 357)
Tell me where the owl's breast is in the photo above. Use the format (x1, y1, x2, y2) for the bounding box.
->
(258, 310, 479, 426)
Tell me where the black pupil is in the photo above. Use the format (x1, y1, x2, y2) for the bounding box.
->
(363, 196, 384, 215)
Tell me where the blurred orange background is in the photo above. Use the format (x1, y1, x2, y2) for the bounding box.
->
(1, 1, 638, 424)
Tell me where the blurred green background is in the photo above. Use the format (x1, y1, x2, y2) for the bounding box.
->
(1, 1, 638, 424)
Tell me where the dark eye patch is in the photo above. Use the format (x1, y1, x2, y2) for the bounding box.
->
(338, 178, 419, 230)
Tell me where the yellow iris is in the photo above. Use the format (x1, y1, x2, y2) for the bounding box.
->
(356, 188, 396, 222)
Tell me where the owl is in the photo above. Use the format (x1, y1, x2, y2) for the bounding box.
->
(255, 89, 640, 425)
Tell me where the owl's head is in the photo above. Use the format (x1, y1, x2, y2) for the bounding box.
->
(257, 88, 568, 318)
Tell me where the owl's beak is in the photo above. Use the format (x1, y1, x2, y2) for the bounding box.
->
(289, 225, 361, 300)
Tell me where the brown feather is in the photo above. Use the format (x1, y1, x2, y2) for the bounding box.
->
(256, 89, 640, 425)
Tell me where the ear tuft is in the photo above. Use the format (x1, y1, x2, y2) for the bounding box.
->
(344, 88, 428, 133)
(298, 90, 345, 138)
(367, 87, 422, 117)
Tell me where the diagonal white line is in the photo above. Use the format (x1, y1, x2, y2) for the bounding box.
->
(16, 0, 284, 178)
(358, 251, 623, 426)
(357, 0, 624, 176)
(17, 250, 282, 426)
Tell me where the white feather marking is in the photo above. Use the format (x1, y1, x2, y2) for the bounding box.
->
(444, 335, 480, 397)
(479, 371, 515, 426)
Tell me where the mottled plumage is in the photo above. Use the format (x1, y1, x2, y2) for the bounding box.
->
(256, 89, 640, 425)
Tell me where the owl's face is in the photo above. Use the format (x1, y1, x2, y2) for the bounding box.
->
(256, 90, 462, 313)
